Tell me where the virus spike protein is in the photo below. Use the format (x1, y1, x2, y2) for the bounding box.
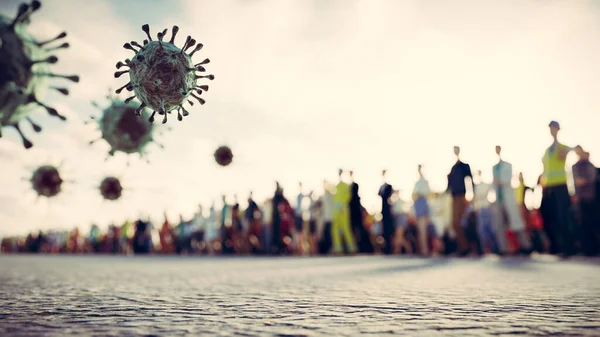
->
(0, 1, 79, 148)
(115, 24, 214, 124)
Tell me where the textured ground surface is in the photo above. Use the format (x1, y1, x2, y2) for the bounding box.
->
(1, 255, 599, 336)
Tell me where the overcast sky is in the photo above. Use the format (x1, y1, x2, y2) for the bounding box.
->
(1, 0, 599, 236)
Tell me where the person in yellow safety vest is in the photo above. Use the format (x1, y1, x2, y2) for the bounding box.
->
(332, 169, 357, 254)
(541, 120, 575, 256)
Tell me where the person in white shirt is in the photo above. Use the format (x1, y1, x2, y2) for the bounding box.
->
(493, 146, 530, 254)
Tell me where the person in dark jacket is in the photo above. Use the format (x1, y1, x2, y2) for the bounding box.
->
(245, 192, 262, 254)
(132, 219, 151, 254)
(572, 146, 599, 256)
(447, 146, 474, 256)
(378, 169, 395, 255)
(271, 181, 285, 254)
(349, 171, 374, 253)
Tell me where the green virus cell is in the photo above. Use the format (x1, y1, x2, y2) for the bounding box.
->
(30, 164, 62, 198)
(99, 176, 123, 201)
(88, 94, 163, 159)
(114, 24, 214, 124)
(0, 1, 79, 148)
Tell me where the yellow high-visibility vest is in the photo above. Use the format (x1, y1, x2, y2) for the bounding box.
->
(542, 142, 569, 187)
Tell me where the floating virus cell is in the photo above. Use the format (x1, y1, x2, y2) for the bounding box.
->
(214, 145, 233, 166)
(88, 93, 163, 159)
(114, 24, 214, 124)
(0, 1, 79, 148)
(99, 176, 123, 201)
(30, 164, 63, 198)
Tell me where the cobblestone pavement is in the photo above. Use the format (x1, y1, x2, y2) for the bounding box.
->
(1, 255, 599, 336)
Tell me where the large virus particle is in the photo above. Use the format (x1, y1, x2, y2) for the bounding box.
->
(0, 1, 79, 149)
(30, 165, 62, 198)
(114, 24, 214, 124)
(214, 145, 233, 166)
(99, 176, 123, 201)
(88, 94, 162, 159)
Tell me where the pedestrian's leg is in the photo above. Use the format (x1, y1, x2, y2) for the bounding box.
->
(331, 211, 343, 254)
(486, 221, 501, 255)
(341, 209, 357, 253)
(476, 209, 489, 253)
(556, 185, 575, 255)
(542, 190, 560, 254)
(581, 201, 598, 255)
(383, 218, 394, 255)
(592, 204, 600, 254)
(452, 196, 469, 253)
(417, 217, 429, 255)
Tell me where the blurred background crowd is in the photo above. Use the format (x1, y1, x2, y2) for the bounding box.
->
(3, 121, 599, 258)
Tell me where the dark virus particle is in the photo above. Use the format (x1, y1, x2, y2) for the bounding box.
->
(0, 1, 79, 149)
(214, 145, 233, 166)
(114, 24, 214, 124)
(99, 176, 123, 201)
(88, 93, 163, 159)
(30, 164, 63, 198)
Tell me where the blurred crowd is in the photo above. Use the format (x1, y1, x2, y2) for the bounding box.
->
(2, 121, 600, 258)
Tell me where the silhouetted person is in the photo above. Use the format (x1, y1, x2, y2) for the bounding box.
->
(349, 170, 374, 253)
(541, 121, 574, 256)
(378, 169, 395, 255)
(231, 194, 243, 253)
(447, 146, 473, 255)
(175, 215, 191, 254)
(245, 192, 261, 253)
(271, 182, 285, 254)
(473, 170, 502, 254)
(307, 190, 320, 254)
(295, 182, 305, 234)
(232, 195, 241, 232)
(572, 146, 599, 256)
(413, 165, 431, 256)
(132, 219, 151, 254)
(159, 212, 174, 254)
(221, 195, 234, 254)
(332, 169, 357, 254)
(318, 180, 334, 254)
(493, 145, 530, 254)
(516, 172, 533, 218)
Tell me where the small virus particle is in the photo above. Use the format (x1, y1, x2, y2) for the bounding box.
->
(214, 145, 233, 166)
(99, 176, 123, 201)
(88, 93, 163, 159)
(0, 1, 79, 149)
(114, 24, 214, 124)
(30, 164, 62, 198)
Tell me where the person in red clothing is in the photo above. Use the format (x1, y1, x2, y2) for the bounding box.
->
(527, 207, 547, 253)
(278, 195, 296, 254)
(159, 211, 174, 254)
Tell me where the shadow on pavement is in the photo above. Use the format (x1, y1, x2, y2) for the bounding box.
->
(357, 257, 453, 276)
